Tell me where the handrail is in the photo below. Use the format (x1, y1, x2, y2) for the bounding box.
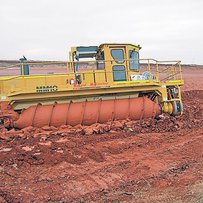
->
(0, 58, 183, 84)
(161, 72, 181, 81)
(0, 70, 181, 82)
(0, 58, 181, 70)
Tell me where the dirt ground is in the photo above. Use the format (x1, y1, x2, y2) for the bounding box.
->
(0, 66, 203, 203)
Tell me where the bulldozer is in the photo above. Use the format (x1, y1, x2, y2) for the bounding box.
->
(0, 43, 184, 129)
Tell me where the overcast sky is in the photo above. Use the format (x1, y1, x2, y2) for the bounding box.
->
(0, 0, 203, 64)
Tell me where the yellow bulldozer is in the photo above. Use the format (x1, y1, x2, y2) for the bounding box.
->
(0, 43, 184, 129)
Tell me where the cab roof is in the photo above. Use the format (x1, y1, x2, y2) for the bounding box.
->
(99, 43, 141, 50)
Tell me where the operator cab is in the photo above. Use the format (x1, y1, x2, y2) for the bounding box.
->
(69, 43, 141, 82)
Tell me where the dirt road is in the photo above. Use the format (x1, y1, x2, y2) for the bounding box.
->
(0, 66, 202, 202)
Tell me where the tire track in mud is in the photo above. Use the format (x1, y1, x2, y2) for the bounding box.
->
(1, 127, 202, 202)
(79, 133, 202, 198)
(75, 130, 203, 202)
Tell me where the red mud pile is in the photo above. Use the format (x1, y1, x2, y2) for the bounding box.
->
(0, 90, 202, 141)
(0, 90, 202, 202)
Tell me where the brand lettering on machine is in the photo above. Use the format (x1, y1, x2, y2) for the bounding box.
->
(36, 85, 58, 93)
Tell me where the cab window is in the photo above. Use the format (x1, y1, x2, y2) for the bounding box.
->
(112, 65, 126, 81)
(97, 51, 105, 70)
(111, 49, 124, 63)
(129, 50, 139, 71)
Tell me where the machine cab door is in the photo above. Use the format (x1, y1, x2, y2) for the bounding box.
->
(109, 46, 128, 82)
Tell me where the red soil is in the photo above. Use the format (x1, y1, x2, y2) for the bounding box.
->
(0, 66, 202, 202)
(182, 69, 203, 91)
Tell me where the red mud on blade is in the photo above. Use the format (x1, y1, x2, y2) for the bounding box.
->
(0, 101, 19, 128)
(14, 97, 161, 129)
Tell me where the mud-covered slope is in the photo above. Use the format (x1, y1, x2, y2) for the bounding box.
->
(0, 90, 202, 203)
